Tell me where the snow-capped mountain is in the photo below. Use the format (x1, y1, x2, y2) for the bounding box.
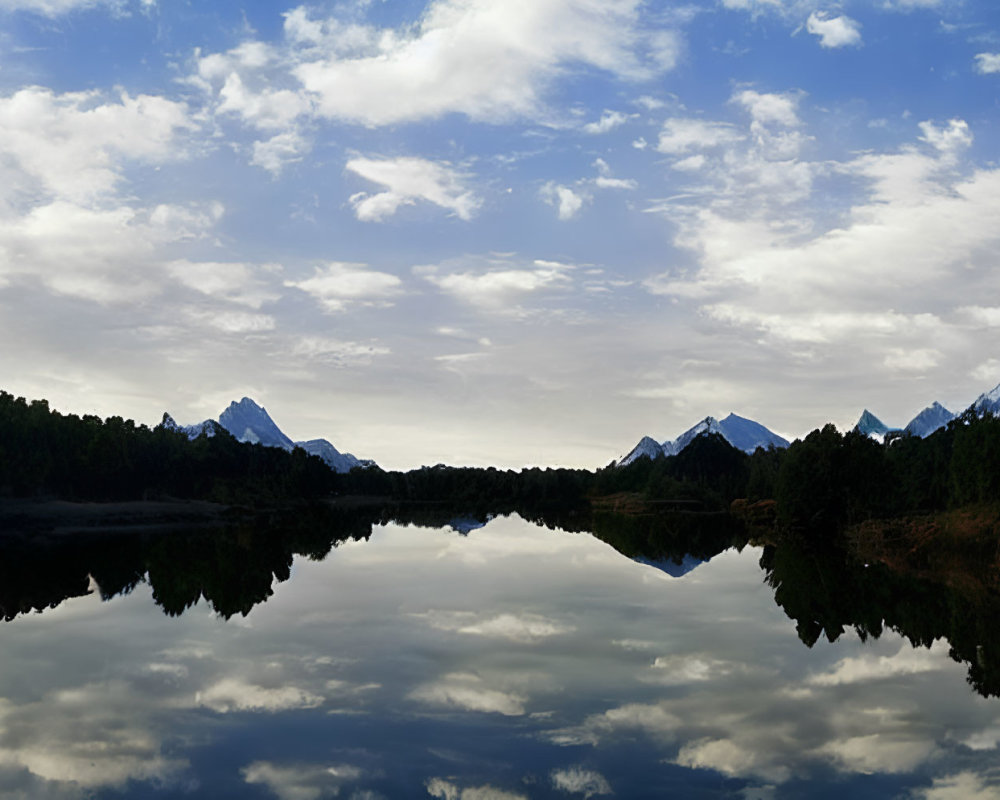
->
(617, 413, 788, 466)
(853, 410, 898, 442)
(974, 383, 1000, 416)
(904, 402, 954, 438)
(218, 398, 295, 450)
(160, 398, 374, 473)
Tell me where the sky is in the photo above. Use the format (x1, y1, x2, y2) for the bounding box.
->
(0, 0, 998, 470)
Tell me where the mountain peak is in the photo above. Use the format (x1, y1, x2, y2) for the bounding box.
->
(855, 409, 894, 438)
(219, 397, 294, 450)
(904, 402, 953, 438)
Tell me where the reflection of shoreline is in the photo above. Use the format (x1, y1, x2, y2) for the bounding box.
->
(0, 497, 230, 536)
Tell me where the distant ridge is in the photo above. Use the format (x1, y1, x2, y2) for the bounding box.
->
(161, 397, 375, 473)
(617, 413, 788, 466)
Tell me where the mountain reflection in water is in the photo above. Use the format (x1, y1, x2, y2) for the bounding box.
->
(0, 504, 998, 798)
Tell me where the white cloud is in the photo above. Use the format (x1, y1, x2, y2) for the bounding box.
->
(288, 0, 678, 126)
(733, 89, 801, 128)
(675, 738, 790, 783)
(910, 772, 1000, 800)
(971, 358, 1000, 383)
(657, 118, 743, 154)
(806, 13, 862, 48)
(974, 53, 1000, 75)
(420, 611, 573, 642)
(251, 130, 311, 175)
(426, 778, 528, 800)
(290, 336, 390, 366)
(582, 110, 631, 134)
(418, 258, 572, 308)
(185, 309, 277, 334)
(0, 87, 193, 203)
(197, 678, 324, 713)
(883, 348, 940, 373)
(409, 672, 526, 715)
(0, 0, 145, 15)
(550, 767, 612, 798)
(168, 260, 279, 308)
(540, 182, 587, 220)
(285, 262, 402, 311)
(242, 761, 363, 800)
(807, 641, 949, 686)
(217, 72, 311, 131)
(817, 734, 935, 775)
(346, 156, 480, 221)
(918, 118, 972, 160)
(0, 200, 219, 303)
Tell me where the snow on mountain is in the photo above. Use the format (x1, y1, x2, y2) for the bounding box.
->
(218, 398, 294, 450)
(617, 435, 666, 467)
(974, 382, 1000, 416)
(715, 413, 789, 453)
(904, 402, 954, 438)
(853, 409, 897, 442)
(296, 438, 372, 473)
(616, 413, 788, 466)
(160, 399, 375, 473)
(160, 413, 223, 440)
(634, 554, 707, 578)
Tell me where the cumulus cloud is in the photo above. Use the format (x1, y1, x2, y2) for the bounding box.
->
(676, 738, 790, 784)
(289, 0, 677, 126)
(197, 678, 324, 713)
(346, 157, 480, 221)
(426, 778, 528, 800)
(0, 87, 193, 203)
(910, 772, 1000, 800)
(417, 257, 573, 308)
(975, 53, 1000, 75)
(410, 672, 526, 715)
(807, 641, 949, 686)
(806, 13, 862, 48)
(168, 260, 280, 308)
(540, 182, 587, 220)
(251, 131, 311, 175)
(0, 0, 149, 15)
(289, 336, 390, 366)
(582, 110, 631, 134)
(242, 761, 362, 800)
(657, 118, 743, 155)
(284, 262, 402, 311)
(419, 610, 573, 642)
(550, 766, 612, 798)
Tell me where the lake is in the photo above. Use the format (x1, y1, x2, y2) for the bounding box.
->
(0, 512, 997, 799)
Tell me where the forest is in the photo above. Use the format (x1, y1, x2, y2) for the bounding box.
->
(2, 388, 1000, 544)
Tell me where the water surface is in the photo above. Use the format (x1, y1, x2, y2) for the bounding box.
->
(0, 514, 997, 799)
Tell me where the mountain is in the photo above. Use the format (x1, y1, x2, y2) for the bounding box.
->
(161, 398, 374, 473)
(904, 402, 954, 438)
(617, 436, 666, 467)
(617, 413, 788, 466)
(854, 409, 897, 441)
(974, 382, 1000, 416)
(635, 554, 707, 578)
(218, 398, 295, 450)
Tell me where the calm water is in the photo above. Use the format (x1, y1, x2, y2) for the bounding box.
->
(0, 514, 998, 799)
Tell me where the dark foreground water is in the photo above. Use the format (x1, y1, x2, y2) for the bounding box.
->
(1, 514, 998, 799)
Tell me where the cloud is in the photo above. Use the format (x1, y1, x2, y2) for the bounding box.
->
(251, 131, 311, 175)
(346, 157, 480, 221)
(284, 262, 402, 311)
(806, 13, 862, 48)
(289, 0, 677, 126)
(582, 110, 631, 134)
(418, 257, 573, 308)
(0, 0, 149, 15)
(289, 336, 390, 366)
(675, 738, 791, 784)
(242, 761, 363, 800)
(550, 767, 612, 798)
(419, 611, 574, 642)
(197, 678, 324, 713)
(540, 182, 587, 220)
(910, 772, 1000, 800)
(426, 778, 528, 800)
(0, 200, 220, 303)
(657, 118, 743, 155)
(409, 672, 526, 715)
(807, 641, 949, 686)
(975, 53, 1000, 75)
(0, 87, 193, 204)
(168, 260, 280, 308)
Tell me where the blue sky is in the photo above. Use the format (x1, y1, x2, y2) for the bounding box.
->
(1, 0, 999, 468)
